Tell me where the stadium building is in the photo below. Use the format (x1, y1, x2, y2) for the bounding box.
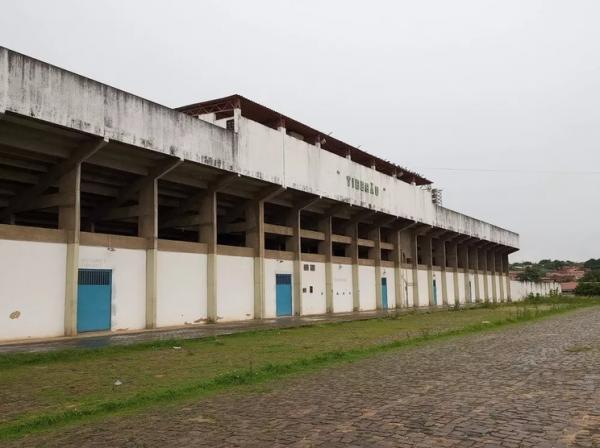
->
(0, 47, 556, 342)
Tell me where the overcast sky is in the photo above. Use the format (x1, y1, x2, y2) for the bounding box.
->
(1, 0, 599, 262)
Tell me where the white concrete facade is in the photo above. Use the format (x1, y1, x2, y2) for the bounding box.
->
(0, 47, 539, 343)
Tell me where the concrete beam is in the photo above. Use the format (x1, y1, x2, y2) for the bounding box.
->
(0, 137, 108, 221)
(91, 156, 182, 222)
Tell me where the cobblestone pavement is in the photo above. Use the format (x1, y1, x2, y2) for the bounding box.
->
(13, 308, 600, 447)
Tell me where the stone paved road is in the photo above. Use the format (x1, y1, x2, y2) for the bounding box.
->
(12, 308, 600, 447)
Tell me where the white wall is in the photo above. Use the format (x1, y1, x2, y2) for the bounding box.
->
(417, 269, 429, 307)
(358, 265, 376, 311)
(79, 246, 146, 331)
(216, 255, 254, 321)
(301, 261, 327, 315)
(0, 239, 66, 341)
(381, 267, 396, 309)
(457, 273, 466, 304)
(476, 273, 485, 301)
(402, 268, 414, 307)
(157, 251, 207, 327)
(510, 280, 561, 301)
(332, 263, 353, 312)
(445, 271, 456, 305)
(264, 258, 294, 318)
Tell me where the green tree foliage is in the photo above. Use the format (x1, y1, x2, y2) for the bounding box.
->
(575, 270, 600, 296)
(583, 259, 600, 270)
(517, 265, 545, 282)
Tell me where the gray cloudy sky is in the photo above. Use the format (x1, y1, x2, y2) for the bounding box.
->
(1, 0, 599, 262)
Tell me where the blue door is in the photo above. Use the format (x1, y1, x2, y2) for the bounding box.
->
(432, 279, 438, 305)
(77, 269, 112, 333)
(381, 277, 388, 310)
(275, 274, 293, 317)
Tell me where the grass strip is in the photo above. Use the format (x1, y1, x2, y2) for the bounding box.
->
(0, 299, 592, 440)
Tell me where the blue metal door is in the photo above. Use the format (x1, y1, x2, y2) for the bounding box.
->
(432, 279, 438, 305)
(275, 274, 293, 317)
(381, 277, 388, 310)
(77, 269, 112, 332)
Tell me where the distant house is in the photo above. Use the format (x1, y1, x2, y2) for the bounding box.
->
(560, 282, 578, 294)
(546, 266, 587, 283)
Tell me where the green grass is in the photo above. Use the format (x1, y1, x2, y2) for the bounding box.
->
(0, 296, 597, 440)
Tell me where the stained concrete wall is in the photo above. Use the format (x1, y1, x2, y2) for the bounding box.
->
(157, 251, 207, 327)
(381, 267, 396, 309)
(358, 266, 376, 311)
(216, 255, 254, 321)
(510, 280, 561, 300)
(0, 239, 66, 340)
(0, 47, 518, 249)
(417, 269, 430, 307)
(445, 271, 456, 305)
(79, 246, 146, 331)
(264, 258, 294, 318)
(332, 263, 354, 313)
(301, 261, 327, 316)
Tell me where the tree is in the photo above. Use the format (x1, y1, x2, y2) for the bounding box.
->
(584, 259, 600, 270)
(575, 270, 600, 296)
(517, 266, 544, 282)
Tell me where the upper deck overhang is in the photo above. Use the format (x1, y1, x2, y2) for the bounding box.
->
(0, 46, 519, 249)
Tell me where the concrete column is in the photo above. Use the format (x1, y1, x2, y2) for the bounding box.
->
(246, 201, 265, 319)
(410, 229, 420, 307)
(139, 180, 158, 329)
(503, 252, 512, 302)
(392, 229, 405, 308)
(480, 247, 489, 302)
(346, 222, 360, 311)
(458, 243, 470, 303)
(488, 248, 497, 303)
(446, 240, 459, 304)
(421, 234, 434, 306)
(497, 251, 505, 302)
(60, 164, 82, 337)
(369, 226, 382, 310)
(470, 245, 481, 302)
(433, 238, 448, 306)
(286, 208, 302, 316)
(198, 190, 218, 322)
(318, 215, 333, 313)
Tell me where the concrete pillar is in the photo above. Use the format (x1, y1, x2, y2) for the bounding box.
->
(60, 164, 82, 337)
(504, 252, 512, 302)
(470, 245, 481, 302)
(446, 240, 459, 305)
(497, 251, 505, 302)
(139, 180, 158, 329)
(480, 247, 489, 302)
(318, 215, 333, 313)
(488, 248, 497, 303)
(246, 201, 265, 319)
(286, 207, 302, 316)
(369, 226, 382, 310)
(458, 243, 470, 303)
(410, 229, 420, 307)
(433, 238, 448, 306)
(198, 190, 218, 322)
(392, 229, 405, 308)
(346, 222, 360, 311)
(421, 234, 434, 306)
